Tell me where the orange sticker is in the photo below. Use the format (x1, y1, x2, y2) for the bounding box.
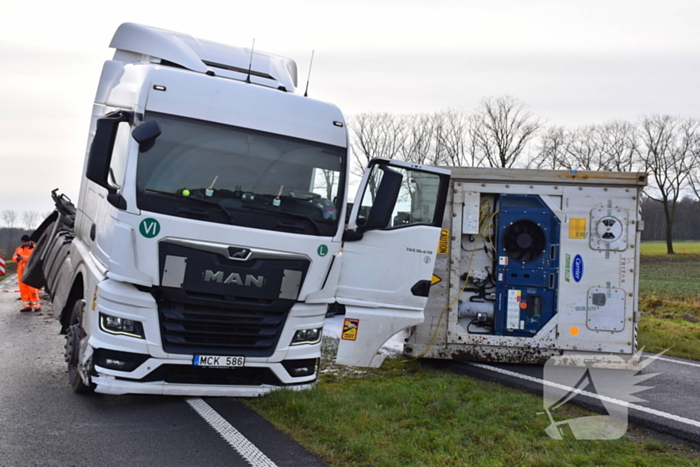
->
(520, 302, 527, 309)
(342, 318, 359, 341)
(569, 218, 587, 239)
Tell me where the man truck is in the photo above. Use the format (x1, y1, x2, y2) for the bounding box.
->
(25, 23, 451, 396)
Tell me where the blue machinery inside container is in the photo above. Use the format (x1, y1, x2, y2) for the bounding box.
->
(494, 195, 560, 336)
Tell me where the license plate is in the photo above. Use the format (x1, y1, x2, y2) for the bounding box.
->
(193, 355, 245, 368)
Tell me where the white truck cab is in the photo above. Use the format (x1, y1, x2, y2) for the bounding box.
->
(27, 23, 451, 396)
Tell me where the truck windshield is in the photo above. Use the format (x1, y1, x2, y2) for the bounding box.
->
(135, 112, 346, 236)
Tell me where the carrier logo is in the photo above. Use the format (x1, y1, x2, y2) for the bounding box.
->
(204, 270, 264, 287)
(572, 255, 584, 282)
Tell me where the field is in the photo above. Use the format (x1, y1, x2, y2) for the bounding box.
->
(640, 241, 700, 256)
(246, 342, 700, 467)
(638, 242, 700, 360)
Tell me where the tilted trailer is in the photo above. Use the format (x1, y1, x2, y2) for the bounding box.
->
(403, 167, 647, 369)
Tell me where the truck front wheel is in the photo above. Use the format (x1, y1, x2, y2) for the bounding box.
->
(65, 300, 94, 393)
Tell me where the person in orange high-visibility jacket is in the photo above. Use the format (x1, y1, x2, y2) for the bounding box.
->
(13, 235, 41, 312)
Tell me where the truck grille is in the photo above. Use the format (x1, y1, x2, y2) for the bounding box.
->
(159, 301, 291, 357)
(156, 240, 310, 358)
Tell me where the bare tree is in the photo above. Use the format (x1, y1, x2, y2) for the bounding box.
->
(564, 125, 602, 170)
(399, 114, 439, 165)
(597, 121, 640, 172)
(528, 126, 571, 170)
(348, 113, 408, 202)
(22, 210, 39, 230)
(2, 210, 17, 228)
(2, 209, 18, 252)
(549, 121, 641, 172)
(469, 96, 542, 168)
(433, 109, 471, 167)
(638, 115, 699, 254)
(349, 113, 405, 177)
(689, 169, 700, 201)
(686, 134, 700, 201)
(320, 170, 337, 201)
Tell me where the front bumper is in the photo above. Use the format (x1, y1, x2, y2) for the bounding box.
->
(92, 376, 315, 397)
(86, 279, 325, 396)
(84, 339, 320, 396)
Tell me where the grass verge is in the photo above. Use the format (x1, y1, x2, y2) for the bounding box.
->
(641, 241, 700, 256)
(245, 339, 700, 467)
(638, 317, 700, 360)
(637, 248, 700, 360)
(0, 261, 16, 282)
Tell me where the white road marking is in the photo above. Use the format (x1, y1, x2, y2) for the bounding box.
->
(470, 362, 700, 430)
(646, 355, 700, 369)
(186, 397, 278, 467)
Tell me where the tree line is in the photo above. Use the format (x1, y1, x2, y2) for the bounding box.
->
(641, 197, 700, 242)
(2, 98, 698, 255)
(0, 210, 43, 258)
(349, 96, 700, 254)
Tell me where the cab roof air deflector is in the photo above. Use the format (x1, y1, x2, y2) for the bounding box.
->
(109, 23, 298, 92)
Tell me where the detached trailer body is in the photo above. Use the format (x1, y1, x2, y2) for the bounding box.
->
(403, 167, 647, 368)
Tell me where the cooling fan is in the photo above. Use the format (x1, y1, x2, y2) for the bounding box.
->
(503, 220, 546, 263)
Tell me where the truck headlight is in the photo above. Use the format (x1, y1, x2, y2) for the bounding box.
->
(99, 313, 145, 339)
(291, 328, 323, 345)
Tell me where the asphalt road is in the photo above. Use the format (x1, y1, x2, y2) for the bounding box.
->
(0, 275, 325, 467)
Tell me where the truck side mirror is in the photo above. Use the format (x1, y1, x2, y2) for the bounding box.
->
(361, 165, 403, 231)
(132, 120, 161, 152)
(85, 110, 132, 193)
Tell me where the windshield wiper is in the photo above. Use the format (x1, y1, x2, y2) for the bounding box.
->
(144, 188, 235, 223)
(242, 203, 323, 235)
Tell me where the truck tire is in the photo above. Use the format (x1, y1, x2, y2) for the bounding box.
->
(22, 222, 55, 289)
(65, 300, 94, 394)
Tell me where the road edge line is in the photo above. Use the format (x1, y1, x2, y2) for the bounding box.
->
(470, 362, 700, 429)
(186, 397, 278, 467)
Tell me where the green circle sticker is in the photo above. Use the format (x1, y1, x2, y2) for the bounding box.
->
(139, 218, 161, 238)
(317, 244, 329, 257)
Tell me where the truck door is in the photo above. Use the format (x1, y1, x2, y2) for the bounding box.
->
(335, 159, 450, 367)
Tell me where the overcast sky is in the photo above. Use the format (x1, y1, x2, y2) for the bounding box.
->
(1, 0, 699, 217)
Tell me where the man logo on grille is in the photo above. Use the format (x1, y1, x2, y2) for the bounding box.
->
(204, 270, 264, 287)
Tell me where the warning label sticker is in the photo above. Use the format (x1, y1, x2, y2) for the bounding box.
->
(437, 229, 450, 254)
(342, 318, 359, 341)
(507, 289, 522, 330)
(569, 218, 587, 239)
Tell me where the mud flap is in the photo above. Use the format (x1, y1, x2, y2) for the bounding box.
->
(335, 305, 424, 367)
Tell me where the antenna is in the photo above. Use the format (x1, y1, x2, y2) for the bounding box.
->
(304, 50, 315, 97)
(246, 38, 256, 84)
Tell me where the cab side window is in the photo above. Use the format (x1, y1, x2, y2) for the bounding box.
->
(358, 165, 443, 229)
(108, 121, 131, 190)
